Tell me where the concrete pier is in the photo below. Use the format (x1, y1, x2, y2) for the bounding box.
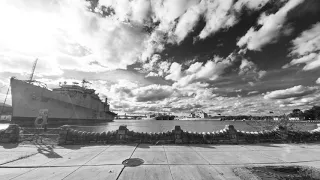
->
(1, 143, 320, 180)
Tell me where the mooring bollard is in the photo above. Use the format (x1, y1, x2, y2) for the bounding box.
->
(173, 126, 183, 144)
(224, 125, 238, 144)
(117, 125, 128, 142)
(58, 125, 70, 145)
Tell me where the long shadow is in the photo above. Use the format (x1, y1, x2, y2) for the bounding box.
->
(242, 143, 281, 148)
(59, 143, 139, 150)
(188, 144, 216, 149)
(35, 142, 63, 158)
(59, 144, 83, 150)
(137, 144, 151, 149)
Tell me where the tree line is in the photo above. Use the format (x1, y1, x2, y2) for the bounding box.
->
(220, 106, 320, 121)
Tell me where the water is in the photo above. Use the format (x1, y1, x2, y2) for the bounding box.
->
(1, 119, 318, 132)
(70, 119, 318, 133)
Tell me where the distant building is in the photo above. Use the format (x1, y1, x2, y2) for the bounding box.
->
(189, 111, 208, 118)
(288, 117, 300, 121)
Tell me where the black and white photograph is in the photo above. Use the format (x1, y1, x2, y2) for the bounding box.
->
(1, 0, 320, 179)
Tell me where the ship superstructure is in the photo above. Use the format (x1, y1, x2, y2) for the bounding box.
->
(10, 77, 116, 125)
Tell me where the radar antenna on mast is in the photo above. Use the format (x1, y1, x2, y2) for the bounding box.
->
(29, 58, 38, 81)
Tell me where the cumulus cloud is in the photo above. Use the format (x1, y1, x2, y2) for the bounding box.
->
(316, 78, 320, 84)
(277, 92, 320, 108)
(239, 59, 257, 75)
(198, 0, 236, 40)
(99, 0, 276, 58)
(290, 22, 320, 56)
(0, 0, 294, 76)
(264, 85, 318, 100)
(108, 81, 174, 102)
(142, 56, 171, 77)
(258, 70, 267, 79)
(165, 62, 183, 81)
(145, 72, 160, 77)
(171, 56, 234, 87)
(0, 0, 149, 73)
(237, 0, 304, 51)
(238, 59, 266, 80)
(133, 84, 174, 102)
(284, 22, 320, 70)
(234, 0, 270, 11)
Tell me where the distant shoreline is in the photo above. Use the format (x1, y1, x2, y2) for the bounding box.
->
(178, 118, 221, 121)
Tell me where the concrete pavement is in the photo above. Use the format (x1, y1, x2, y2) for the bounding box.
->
(1, 143, 320, 180)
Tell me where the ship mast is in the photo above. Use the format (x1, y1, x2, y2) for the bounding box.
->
(28, 58, 38, 82)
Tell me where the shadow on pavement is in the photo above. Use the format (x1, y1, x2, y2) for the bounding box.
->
(35, 142, 62, 158)
(242, 143, 281, 148)
(188, 144, 216, 149)
(0, 143, 19, 149)
(137, 144, 151, 149)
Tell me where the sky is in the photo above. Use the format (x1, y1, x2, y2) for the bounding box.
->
(0, 0, 320, 116)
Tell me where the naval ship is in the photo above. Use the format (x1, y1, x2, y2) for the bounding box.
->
(10, 77, 117, 126)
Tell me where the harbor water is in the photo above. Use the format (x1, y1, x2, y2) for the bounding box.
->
(69, 119, 317, 133)
(1, 119, 318, 132)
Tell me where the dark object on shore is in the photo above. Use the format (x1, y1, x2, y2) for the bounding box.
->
(0, 124, 20, 143)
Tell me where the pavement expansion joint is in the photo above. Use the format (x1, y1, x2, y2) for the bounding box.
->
(61, 145, 111, 180)
(116, 143, 141, 180)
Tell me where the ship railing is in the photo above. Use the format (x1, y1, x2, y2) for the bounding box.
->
(24, 80, 48, 89)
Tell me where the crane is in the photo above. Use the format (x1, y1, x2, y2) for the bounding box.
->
(29, 58, 38, 82)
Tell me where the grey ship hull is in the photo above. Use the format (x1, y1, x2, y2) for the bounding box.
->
(10, 78, 116, 126)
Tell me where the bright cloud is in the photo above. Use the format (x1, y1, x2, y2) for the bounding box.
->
(239, 59, 257, 75)
(0, 0, 148, 72)
(165, 62, 183, 81)
(238, 59, 266, 80)
(264, 85, 318, 100)
(234, 0, 270, 11)
(0, 0, 319, 116)
(169, 56, 235, 87)
(284, 22, 320, 71)
(237, 0, 304, 51)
